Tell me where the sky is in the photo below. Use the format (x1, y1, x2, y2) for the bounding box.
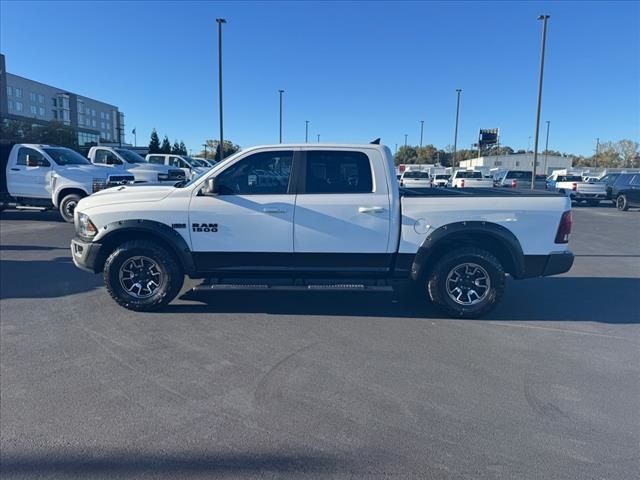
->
(1, 0, 638, 156)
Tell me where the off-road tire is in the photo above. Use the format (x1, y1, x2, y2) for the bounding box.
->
(426, 247, 505, 319)
(616, 195, 629, 211)
(59, 194, 82, 223)
(104, 240, 183, 311)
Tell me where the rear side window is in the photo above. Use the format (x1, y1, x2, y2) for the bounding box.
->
(147, 155, 165, 165)
(630, 175, 640, 186)
(506, 171, 531, 179)
(305, 151, 373, 194)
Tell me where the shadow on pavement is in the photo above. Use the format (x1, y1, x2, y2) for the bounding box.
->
(0, 245, 68, 251)
(0, 451, 352, 477)
(0, 257, 102, 299)
(172, 277, 640, 324)
(0, 210, 63, 222)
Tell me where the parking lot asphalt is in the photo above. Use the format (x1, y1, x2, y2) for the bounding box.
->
(1, 205, 639, 479)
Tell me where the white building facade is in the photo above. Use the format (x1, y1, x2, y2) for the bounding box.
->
(459, 153, 572, 175)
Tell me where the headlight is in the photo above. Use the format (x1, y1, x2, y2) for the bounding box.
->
(77, 212, 98, 238)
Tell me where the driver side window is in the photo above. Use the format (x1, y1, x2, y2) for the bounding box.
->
(17, 147, 48, 167)
(94, 149, 120, 165)
(217, 151, 293, 195)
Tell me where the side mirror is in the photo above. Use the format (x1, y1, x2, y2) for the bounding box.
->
(201, 177, 219, 196)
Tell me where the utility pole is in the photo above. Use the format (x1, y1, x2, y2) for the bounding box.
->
(595, 137, 600, 168)
(216, 18, 227, 161)
(317, 134, 320, 143)
(404, 134, 408, 148)
(543, 120, 550, 177)
(453, 89, 462, 169)
(531, 14, 550, 189)
(419, 120, 424, 147)
(202, 143, 208, 160)
(305, 120, 309, 143)
(278, 89, 284, 143)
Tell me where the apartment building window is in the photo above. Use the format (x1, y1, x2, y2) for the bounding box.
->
(30, 105, 37, 115)
(78, 114, 84, 125)
(91, 109, 96, 117)
(7, 100, 13, 111)
(78, 102, 84, 114)
(52, 110, 58, 119)
(52, 98, 57, 107)
(15, 87, 22, 98)
(29, 92, 36, 102)
(92, 119, 96, 127)
(100, 121, 105, 129)
(38, 94, 44, 104)
(62, 110, 70, 122)
(38, 106, 45, 116)
(6, 86, 12, 96)
(62, 97, 69, 109)
(15, 101, 23, 112)
(100, 111, 105, 119)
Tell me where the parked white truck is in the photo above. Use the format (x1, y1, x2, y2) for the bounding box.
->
(71, 143, 574, 318)
(87, 146, 186, 184)
(448, 170, 494, 188)
(1, 143, 134, 222)
(145, 153, 210, 180)
(546, 170, 607, 206)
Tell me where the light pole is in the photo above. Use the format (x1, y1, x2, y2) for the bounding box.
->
(278, 89, 284, 143)
(202, 143, 208, 160)
(317, 133, 320, 143)
(453, 89, 462, 169)
(216, 18, 226, 161)
(404, 134, 408, 148)
(595, 137, 600, 167)
(419, 120, 424, 147)
(543, 120, 550, 177)
(305, 120, 309, 143)
(531, 14, 550, 189)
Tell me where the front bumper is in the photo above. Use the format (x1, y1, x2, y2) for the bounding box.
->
(521, 252, 575, 278)
(71, 237, 103, 273)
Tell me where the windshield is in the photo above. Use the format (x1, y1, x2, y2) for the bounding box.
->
(435, 174, 449, 180)
(115, 148, 147, 163)
(43, 148, 90, 165)
(456, 171, 482, 178)
(505, 171, 532, 180)
(403, 171, 429, 179)
(186, 157, 208, 167)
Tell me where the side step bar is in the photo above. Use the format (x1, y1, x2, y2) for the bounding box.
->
(192, 279, 394, 293)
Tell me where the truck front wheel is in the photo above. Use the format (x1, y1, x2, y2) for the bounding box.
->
(59, 194, 82, 223)
(103, 240, 184, 311)
(426, 247, 505, 318)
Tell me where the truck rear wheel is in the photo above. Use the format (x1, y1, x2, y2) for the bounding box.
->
(104, 240, 184, 311)
(426, 247, 505, 318)
(616, 195, 629, 211)
(59, 194, 82, 223)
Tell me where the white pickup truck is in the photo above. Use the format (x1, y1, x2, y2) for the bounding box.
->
(70, 143, 574, 318)
(546, 172, 607, 206)
(448, 170, 494, 188)
(1, 143, 134, 222)
(87, 146, 186, 184)
(145, 153, 210, 180)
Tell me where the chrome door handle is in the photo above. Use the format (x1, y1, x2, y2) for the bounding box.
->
(358, 206, 384, 214)
(263, 207, 286, 214)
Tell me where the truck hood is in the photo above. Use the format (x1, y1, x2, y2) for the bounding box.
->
(78, 184, 175, 210)
(127, 163, 177, 174)
(53, 164, 116, 179)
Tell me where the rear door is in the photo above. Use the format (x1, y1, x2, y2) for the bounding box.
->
(188, 149, 296, 271)
(629, 175, 640, 204)
(8, 147, 52, 198)
(293, 149, 392, 272)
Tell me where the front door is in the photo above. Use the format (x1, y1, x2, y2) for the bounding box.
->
(8, 147, 52, 198)
(188, 150, 296, 272)
(293, 149, 393, 272)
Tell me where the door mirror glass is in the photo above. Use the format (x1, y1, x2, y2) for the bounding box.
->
(201, 177, 218, 196)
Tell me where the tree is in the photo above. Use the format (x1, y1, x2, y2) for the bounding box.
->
(615, 139, 639, 168)
(160, 135, 172, 154)
(179, 141, 187, 155)
(0, 119, 78, 150)
(171, 140, 181, 154)
(148, 129, 161, 153)
(394, 146, 418, 165)
(197, 140, 240, 161)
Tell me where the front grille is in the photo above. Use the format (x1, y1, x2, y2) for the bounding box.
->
(92, 179, 107, 193)
(107, 175, 135, 186)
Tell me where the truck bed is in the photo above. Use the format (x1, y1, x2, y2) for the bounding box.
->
(400, 187, 561, 197)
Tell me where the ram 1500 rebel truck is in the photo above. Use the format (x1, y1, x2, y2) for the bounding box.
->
(87, 146, 186, 184)
(1, 143, 134, 222)
(70, 144, 574, 318)
(546, 171, 606, 206)
(448, 170, 494, 188)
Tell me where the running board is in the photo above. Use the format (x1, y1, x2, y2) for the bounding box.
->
(15, 205, 48, 211)
(192, 283, 393, 293)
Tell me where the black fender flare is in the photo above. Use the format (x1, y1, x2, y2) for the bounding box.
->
(410, 221, 525, 280)
(93, 219, 196, 275)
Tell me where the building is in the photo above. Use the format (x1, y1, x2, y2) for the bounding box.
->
(459, 152, 573, 175)
(0, 53, 125, 147)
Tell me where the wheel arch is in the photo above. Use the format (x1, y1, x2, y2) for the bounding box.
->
(410, 221, 525, 281)
(55, 188, 87, 208)
(92, 220, 195, 275)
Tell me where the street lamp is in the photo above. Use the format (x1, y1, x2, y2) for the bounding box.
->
(419, 120, 424, 147)
(216, 18, 227, 161)
(543, 120, 550, 177)
(317, 133, 320, 143)
(202, 143, 208, 160)
(404, 134, 408, 148)
(531, 14, 550, 189)
(305, 120, 309, 143)
(278, 89, 284, 143)
(453, 89, 462, 169)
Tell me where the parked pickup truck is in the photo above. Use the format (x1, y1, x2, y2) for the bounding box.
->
(87, 146, 186, 184)
(448, 170, 494, 188)
(70, 143, 574, 318)
(1, 143, 134, 222)
(546, 172, 606, 206)
(145, 153, 210, 180)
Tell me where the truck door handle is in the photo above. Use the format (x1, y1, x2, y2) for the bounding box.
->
(358, 206, 384, 214)
(263, 207, 286, 214)
(10, 168, 20, 171)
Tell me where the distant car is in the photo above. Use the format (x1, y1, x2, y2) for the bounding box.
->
(546, 172, 606, 206)
(597, 173, 621, 201)
(432, 174, 450, 187)
(611, 173, 640, 211)
(146, 154, 210, 180)
(400, 170, 431, 188)
(493, 170, 533, 189)
(448, 170, 494, 188)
